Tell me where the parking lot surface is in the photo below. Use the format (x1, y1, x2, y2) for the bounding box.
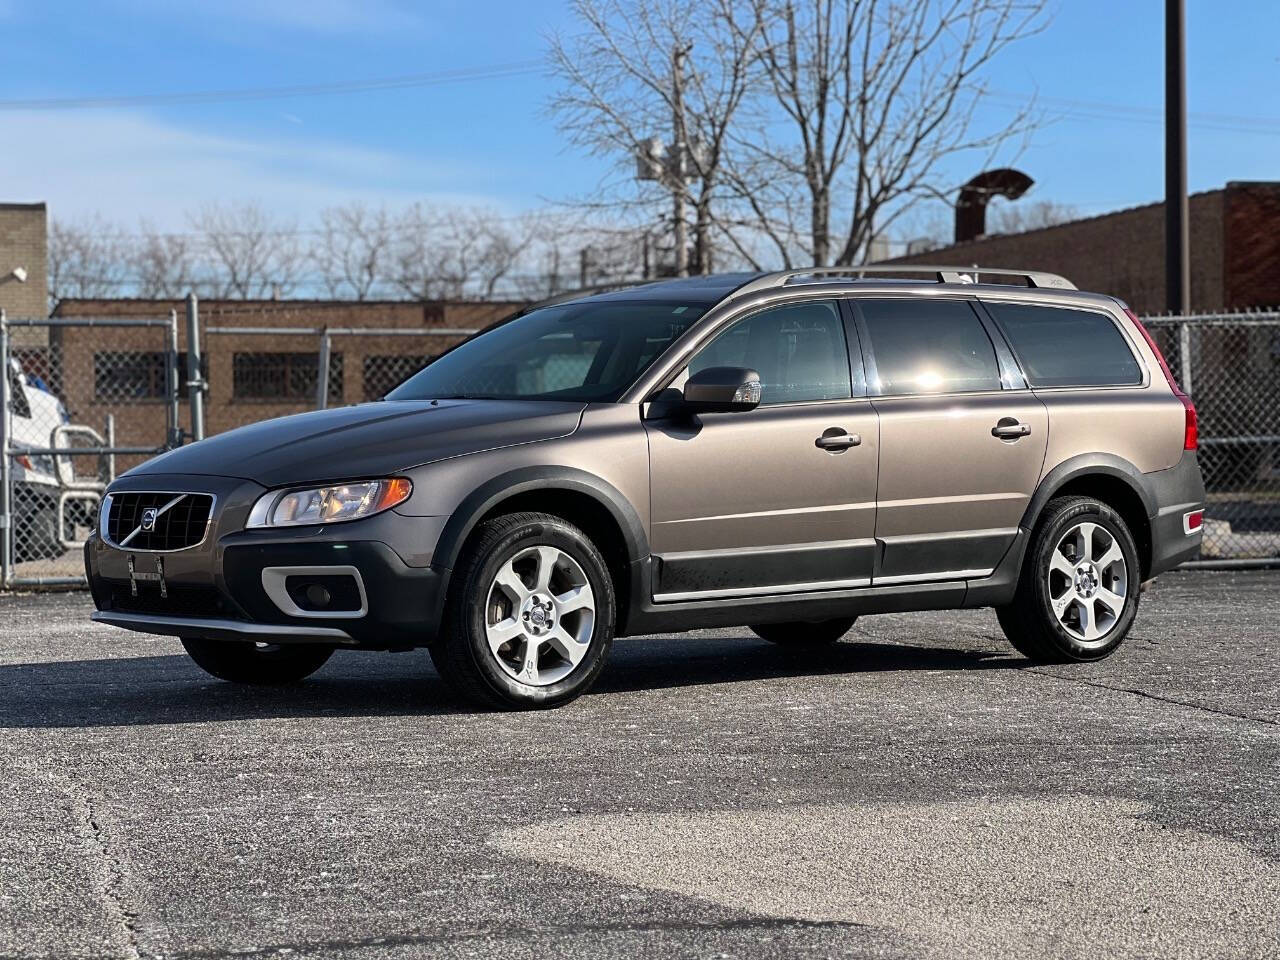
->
(1, 570, 1277, 959)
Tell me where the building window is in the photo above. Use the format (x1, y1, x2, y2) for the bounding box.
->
(363, 354, 433, 401)
(94, 351, 204, 402)
(233, 352, 343, 404)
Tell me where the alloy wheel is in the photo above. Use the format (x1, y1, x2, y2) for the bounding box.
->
(484, 545, 596, 686)
(1046, 521, 1129, 644)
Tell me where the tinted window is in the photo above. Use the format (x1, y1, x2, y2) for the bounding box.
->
(986, 303, 1142, 387)
(859, 299, 1001, 395)
(689, 300, 851, 405)
(389, 301, 703, 402)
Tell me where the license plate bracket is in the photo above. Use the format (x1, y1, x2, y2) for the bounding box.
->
(127, 554, 167, 599)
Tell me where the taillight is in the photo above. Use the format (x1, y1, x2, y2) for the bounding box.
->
(1180, 396, 1198, 450)
(1123, 307, 1198, 451)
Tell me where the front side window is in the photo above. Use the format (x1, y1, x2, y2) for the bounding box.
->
(388, 301, 704, 403)
(985, 302, 1142, 388)
(688, 300, 852, 406)
(858, 299, 1001, 395)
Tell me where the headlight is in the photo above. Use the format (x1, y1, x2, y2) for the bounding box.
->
(246, 478, 412, 528)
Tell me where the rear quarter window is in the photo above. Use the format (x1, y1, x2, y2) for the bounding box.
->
(985, 302, 1143, 388)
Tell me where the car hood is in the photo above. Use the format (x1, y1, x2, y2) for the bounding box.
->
(128, 399, 586, 487)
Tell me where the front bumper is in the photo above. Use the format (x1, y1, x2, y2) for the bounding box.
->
(91, 610, 358, 644)
(86, 473, 449, 649)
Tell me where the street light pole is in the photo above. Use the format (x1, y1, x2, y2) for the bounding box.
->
(1165, 0, 1189, 314)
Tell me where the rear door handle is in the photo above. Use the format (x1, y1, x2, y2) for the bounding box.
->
(816, 430, 862, 451)
(992, 418, 1032, 440)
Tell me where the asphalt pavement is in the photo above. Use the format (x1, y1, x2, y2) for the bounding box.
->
(1, 569, 1276, 959)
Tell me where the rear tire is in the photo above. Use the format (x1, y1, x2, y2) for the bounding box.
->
(997, 496, 1141, 663)
(430, 512, 616, 710)
(180, 638, 334, 684)
(750, 617, 857, 647)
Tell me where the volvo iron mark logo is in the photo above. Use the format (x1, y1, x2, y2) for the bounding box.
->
(140, 508, 159, 533)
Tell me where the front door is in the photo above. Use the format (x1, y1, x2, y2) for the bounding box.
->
(852, 297, 1048, 583)
(645, 298, 879, 600)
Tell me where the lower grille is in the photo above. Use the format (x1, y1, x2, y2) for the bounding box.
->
(106, 492, 214, 551)
(107, 584, 238, 619)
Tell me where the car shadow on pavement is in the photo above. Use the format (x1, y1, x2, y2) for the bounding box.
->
(597, 634, 1021, 696)
(0, 636, 1019, 729)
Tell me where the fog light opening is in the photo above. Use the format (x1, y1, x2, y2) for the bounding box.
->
(304, 583, 332, 609)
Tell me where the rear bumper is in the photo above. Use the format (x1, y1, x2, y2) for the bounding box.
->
(1146, 451, 1207, 578)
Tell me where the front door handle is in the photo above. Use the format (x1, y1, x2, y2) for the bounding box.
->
(816, 429, 862, 451)
(992, 418, 1032, 440)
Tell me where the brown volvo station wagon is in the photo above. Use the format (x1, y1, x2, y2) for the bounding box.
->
(87, 267, 1206, 708)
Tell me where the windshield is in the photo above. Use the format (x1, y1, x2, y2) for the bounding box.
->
(387, 300, 705, 403)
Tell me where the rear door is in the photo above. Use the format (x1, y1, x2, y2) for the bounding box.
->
(645, 298, 879, 600)
(852, 297, 1048, 583)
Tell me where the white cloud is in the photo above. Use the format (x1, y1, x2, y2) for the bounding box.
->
(0, 109, 507, 228)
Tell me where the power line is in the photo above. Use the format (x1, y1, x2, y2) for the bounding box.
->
(0, 61, 544, 111)
(986, 89, 1280, 136)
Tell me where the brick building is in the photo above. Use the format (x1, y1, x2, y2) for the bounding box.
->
(43, 298, 524, 467)
(0, 202, 49, 340)
(886, 181, 1280, 314)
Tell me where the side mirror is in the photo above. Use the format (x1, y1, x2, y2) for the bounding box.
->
(682, 366, 762, 413)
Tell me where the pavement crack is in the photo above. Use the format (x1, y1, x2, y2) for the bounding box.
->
(1019, 667, 1277, 726)
(73, 789, 144, 960)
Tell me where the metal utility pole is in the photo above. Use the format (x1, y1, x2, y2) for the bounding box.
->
(672, 44, 690, 278)
(184, 293, 205, 441)
(0, 311, 11, 588)
(1165, 0, 1190, 314)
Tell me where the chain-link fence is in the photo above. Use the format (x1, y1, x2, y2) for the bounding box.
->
(3, 305, 1277, 588)
(1, 311, 190, 586)
(199, 324, 478, 417)
(1145, 312, 1280, 565)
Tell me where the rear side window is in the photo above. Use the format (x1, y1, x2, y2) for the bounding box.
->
(858, 299, 1001, 395)
(985, 303, 1142, 388)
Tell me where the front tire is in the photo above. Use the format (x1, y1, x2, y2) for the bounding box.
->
(430, 512, 616, 709)
(997, 496, 1141, 662)
(750, 617, 858, 646)
(180, 638, 334, 684)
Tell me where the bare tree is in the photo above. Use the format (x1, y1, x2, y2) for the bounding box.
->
(730, 0, 1048, 266)
(190, 202, 302, 299)
(131, 222, 195, 299)
(989, 198, 1078, 235)
(549, 0, 760, 275)
(47, 216, 132, 303)
(392, 206, 534, 300)
(313, 202, 394, 300)
(550, 0, 1048, 270)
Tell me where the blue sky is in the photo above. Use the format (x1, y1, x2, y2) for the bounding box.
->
(0, 0, 1276, 236)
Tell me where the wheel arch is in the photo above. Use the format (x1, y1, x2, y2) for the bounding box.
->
(1021, 454, 1155, 577)
(432, 466, 649, 629)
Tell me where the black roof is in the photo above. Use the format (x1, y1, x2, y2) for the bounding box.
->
(568, 273, 763, 307)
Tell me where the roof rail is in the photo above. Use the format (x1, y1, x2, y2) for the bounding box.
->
(729, 265, 1076, 300)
